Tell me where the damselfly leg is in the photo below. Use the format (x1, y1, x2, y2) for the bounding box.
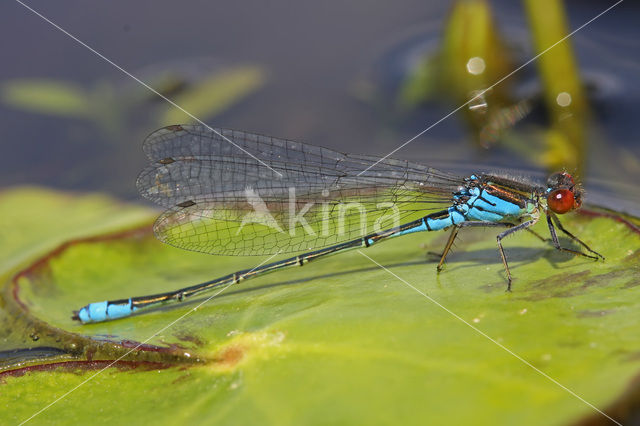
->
(547, 212, 605, 260)
(434, 222, 513, 271)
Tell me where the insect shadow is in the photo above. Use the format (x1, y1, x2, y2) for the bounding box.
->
(426, 236, 595, 275)
(143, 236, 591, 318)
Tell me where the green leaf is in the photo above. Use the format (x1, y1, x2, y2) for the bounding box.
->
(1, 79, 91, 118)
(2, 187, 639, 425)
(0, 187, 152, 358)
(0, 187, 151, 274)
(160, 66, 265, 124)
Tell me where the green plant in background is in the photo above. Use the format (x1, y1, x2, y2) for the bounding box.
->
(401, 0, 595, 178)
(1, 65, 264, 134)
(0, 64, 265, 192)
(523, 0, 588, 177)
(401, 0, 518, 149)
(160, 68, 264, 124)
(1, 80, 92, 118)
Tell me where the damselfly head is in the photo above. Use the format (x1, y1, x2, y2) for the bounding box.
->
(546, 171, 575, 188)
(546, 172, 582, 214)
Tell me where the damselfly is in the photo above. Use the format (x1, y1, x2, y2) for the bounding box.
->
(73, 124, 603, 323)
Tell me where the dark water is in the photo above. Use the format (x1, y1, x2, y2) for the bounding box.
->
(0, 0, 638, 207)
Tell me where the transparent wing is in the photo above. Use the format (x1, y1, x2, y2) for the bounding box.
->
(137, 124, 463, 255)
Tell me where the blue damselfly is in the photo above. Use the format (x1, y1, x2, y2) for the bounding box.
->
(73, 124, 603, 323)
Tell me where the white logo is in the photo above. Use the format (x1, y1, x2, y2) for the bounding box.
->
(234, 186, 401, 238)
(236, 187, 283, 235)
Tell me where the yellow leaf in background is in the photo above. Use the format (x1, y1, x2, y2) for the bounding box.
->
(540, 128, 576, 171)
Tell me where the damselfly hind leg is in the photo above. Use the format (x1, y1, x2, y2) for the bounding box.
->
(547, 213, 605, 260)
(436, 226, 460, 272)
(433, 221, 515, 271)
(495, 218, 539, 291)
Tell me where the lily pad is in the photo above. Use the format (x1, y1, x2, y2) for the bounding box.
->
(1, 187, 639, 425)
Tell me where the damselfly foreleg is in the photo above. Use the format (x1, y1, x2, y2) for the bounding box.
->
(547, 212, 604, 260)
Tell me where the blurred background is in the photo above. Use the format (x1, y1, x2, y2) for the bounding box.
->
(0, 0, 638, 206)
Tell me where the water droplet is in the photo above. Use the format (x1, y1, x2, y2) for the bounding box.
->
(556, 91, 572, 107)
(466, 57, 486, 75)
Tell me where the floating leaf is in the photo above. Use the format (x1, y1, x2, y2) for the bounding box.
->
(1, 79, 91, 118)
(1, 187, 639, 425)
(0, 187, 151, 274)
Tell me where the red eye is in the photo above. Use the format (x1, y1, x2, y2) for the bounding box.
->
(547, 189, 575, 214)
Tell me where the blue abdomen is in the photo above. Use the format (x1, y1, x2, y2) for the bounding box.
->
(425, 207, 466, 230)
